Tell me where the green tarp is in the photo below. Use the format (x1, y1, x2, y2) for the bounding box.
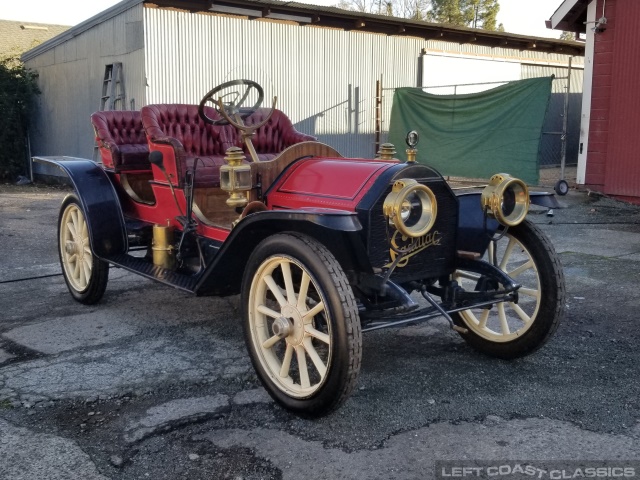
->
(388, 77, 553, 185)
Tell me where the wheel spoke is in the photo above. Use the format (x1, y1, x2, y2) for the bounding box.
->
(498, 303, 510, 335)
(508, 259, 534, 278)
(280, 262, 296, 305)
(296, 346, 311, 388)
(78, 259, 86, 286)
(297, 271, 311, 311)
(509, 302, 531, 325)
(66, 220, 77, 239)
(82, 261, 91, 287)
(262, 334, 282, 350)
(519, 287, 540, 299)
(303, 301, 325, 322)
(303, 338, 327, 377)
(71, 210, 80, 238)
(487, 241, 495, 265)
(305, 325, 330, 344)
(257, 304, 281, 319)
(279, 343, 294, 378)
(80, 217, 88, 239)
(499, 237, 517, 270)
(456, 271, 480, 282)
(478, 309, 490, 329)
(264, 275, 287, 307)
(73, 257, 81, 280)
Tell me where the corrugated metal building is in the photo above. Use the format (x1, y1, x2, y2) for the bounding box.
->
(22, 0, 585, 168)
(550, 0, 640, 202)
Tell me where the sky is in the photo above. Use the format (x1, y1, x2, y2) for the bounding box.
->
(1, 0, 566, 39)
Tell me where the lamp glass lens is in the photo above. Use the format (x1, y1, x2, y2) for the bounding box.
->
(220, 170, 232, 190)
(236, 169, 252, 189)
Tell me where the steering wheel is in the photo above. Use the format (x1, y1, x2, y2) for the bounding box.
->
(198, 79, 278, 163)
(198, 79, 266, 126)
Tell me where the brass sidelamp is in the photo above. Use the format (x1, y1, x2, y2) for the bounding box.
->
(220, 146, 252, 209)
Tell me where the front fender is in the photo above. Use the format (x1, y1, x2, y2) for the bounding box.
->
(34, 158, 127, 258)
(195, 210, 367, 296)
(456, 192, 499, 255)
(456, 191, 558, 255)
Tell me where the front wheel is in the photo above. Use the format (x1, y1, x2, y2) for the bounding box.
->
(241, 233, 361, 416)
(452, 219, 565, 359)
(58, 195, 109, 304)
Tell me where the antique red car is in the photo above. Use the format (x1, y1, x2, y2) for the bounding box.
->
(43, 80, 565, 416)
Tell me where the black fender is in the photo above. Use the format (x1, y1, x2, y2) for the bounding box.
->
(456, 193, 499, 255)
(34, 158, 127, 258)
(456, 191, 559, 255)
(195, 210, 368, 296)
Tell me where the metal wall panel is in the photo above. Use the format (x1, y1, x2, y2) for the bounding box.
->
(25, 4, 147, 159)
(604, 0, 640, 197)
(144, 8, 423, 157)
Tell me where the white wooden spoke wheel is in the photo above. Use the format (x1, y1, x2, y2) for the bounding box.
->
(249, 255, 331, 397)
(60, 202, 94, 292)
(242, 233, 361, 416)
(455, 233, 541, 342)
(452, 220, 565, 359)
(58, 196, 108, 304)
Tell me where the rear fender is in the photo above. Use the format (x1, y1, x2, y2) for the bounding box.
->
(35, 158, 127, 258)
(195, 210, 368, 296)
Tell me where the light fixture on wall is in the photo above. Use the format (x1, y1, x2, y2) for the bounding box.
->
(584, 0, 607, 33)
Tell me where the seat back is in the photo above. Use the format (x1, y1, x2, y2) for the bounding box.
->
(90, 110, 150, 172)
(141, 104, 239, 156)
(245, 108, 316, 154)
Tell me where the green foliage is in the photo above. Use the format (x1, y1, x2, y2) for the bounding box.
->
(560, 31, 576, 41)
(336, 0, 501, 31)
(0, 54, 40, 180)
(428, 0, 500, 30)
(336, 0, 432, 19)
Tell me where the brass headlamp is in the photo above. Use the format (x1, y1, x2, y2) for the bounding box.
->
(220, 146, 252, 209)
(481, 173, 530, 227)
(383, 179, 437, 238)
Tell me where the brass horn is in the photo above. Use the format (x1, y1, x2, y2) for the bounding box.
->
(481, 173, 530, 227)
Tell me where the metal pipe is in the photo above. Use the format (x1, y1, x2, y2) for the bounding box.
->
(362, 297, 511, 333)
(560, 57, 572, 182)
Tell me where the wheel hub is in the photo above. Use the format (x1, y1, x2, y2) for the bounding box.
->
(272, 316, 292, 338)
(65, 240, 78, 255)
(280, 305, 304, 345)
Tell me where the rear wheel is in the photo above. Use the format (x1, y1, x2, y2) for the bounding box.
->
(58, 195, 109, 304)
(242, 233, 361, 416)
(452, 220, 565, 359)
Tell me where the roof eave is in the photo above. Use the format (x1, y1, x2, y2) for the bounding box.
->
(21, 0, 144, 62)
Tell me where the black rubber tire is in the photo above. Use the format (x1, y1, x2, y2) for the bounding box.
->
(554, 179, 569, 196)
(241, 233, 362, 417)
(452, 219, 565, 359)
(58, 195, 109, 305)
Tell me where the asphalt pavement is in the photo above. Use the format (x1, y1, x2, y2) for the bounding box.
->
(1, 182, 639, 480)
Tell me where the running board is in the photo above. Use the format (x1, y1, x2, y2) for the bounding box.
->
(105, 253, 202, 293)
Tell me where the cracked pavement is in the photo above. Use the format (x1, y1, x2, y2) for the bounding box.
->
(1, 184, 639, 479)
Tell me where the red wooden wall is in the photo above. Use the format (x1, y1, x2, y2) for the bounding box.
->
(586, 0, 640, 201)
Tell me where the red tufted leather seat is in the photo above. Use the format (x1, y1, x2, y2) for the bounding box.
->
(141, 104, 316, 188)
(90, 111, 150, 172)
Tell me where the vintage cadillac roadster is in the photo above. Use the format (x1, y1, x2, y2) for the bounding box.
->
(44, 80, 565, 416)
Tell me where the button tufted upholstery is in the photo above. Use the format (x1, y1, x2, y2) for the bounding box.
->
(90, 111, 150, 172)
(141, 104, 316, 188)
